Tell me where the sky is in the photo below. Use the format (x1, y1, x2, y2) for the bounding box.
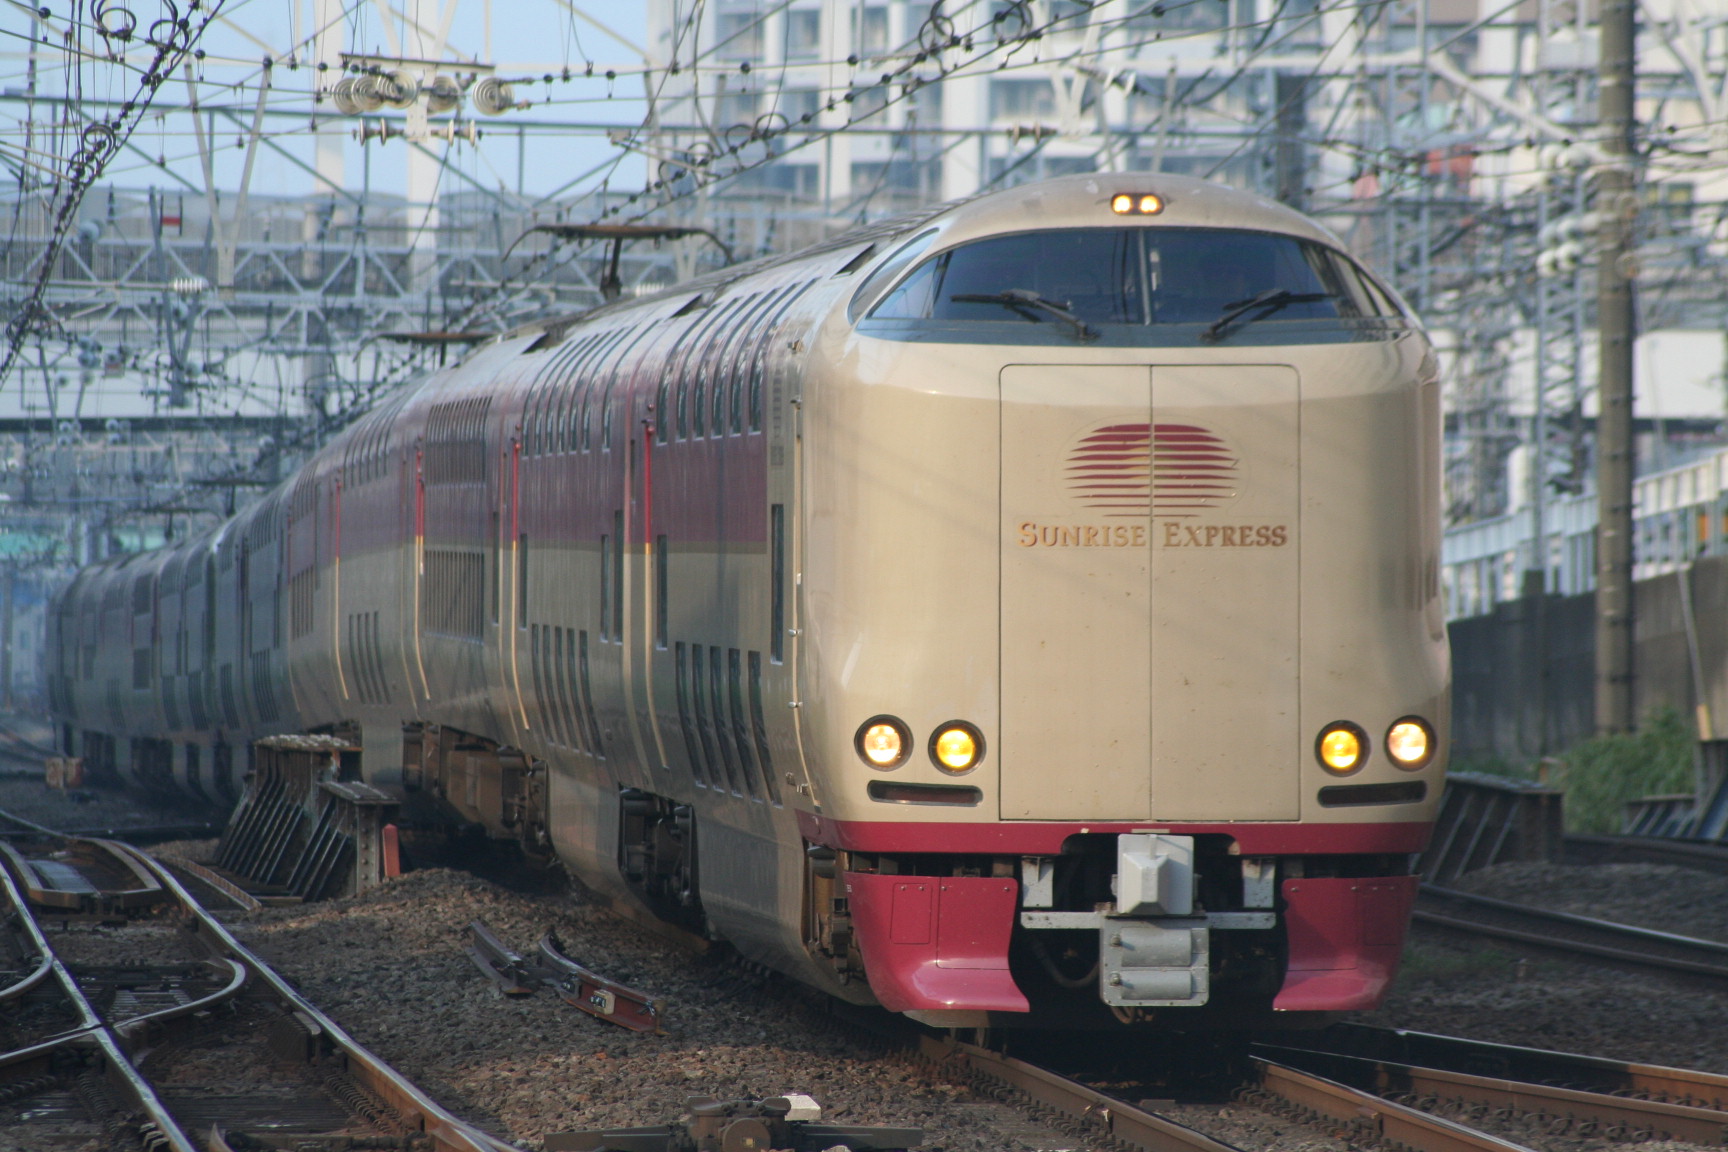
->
(0, 1, 657, 205)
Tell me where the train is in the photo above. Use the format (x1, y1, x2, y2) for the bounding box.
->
(47, 174, 1449, 1030)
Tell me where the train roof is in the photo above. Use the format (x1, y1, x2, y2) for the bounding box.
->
(499, 174, 1347, 345)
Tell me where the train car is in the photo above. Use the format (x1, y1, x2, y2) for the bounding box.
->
(48, 173, 1449, 1030)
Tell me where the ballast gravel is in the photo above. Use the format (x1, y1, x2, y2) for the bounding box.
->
(220, 865, 1076, 1152)
(1363, 860, 1728, 1074)
(12, 766, 1728, 1149)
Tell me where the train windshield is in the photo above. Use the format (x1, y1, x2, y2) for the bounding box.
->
(858, 227, 1404, 346)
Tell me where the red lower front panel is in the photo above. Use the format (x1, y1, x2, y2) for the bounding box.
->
(1273, 875, 1419, 1012)
(844, 872, 1030, 1013)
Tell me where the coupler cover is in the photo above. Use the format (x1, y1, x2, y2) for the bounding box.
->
(1099, 917, 1209, 1007)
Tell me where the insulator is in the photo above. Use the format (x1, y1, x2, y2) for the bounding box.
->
(471, 76, 516, 116)
(331, 76, 361, 116)
(380, 68, 420, 110)
(350, 74, 386, 113)
(426, 73, 462, 114)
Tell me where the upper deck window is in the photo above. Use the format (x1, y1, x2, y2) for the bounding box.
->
(859, 227, 1404, 346)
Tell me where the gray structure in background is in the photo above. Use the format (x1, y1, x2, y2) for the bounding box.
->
(1451, 556, 1728, 762)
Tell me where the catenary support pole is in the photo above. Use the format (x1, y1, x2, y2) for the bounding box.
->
(1593, 0, 1638, 735)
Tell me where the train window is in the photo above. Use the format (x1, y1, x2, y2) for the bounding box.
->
(722, 294, 770, 436)
(518, 534, 529, 628)
(655, 535, 668, 649)
(692, 646, 719, 786)
(847, 229, 939, 321)
(599, 533, 611, 640)
(663, 310, 710, 444)
(709, 336, 727, 435)
(676, 643, 706, 786)
(692, 356, 708, 439)
(749, 651, 779, 804)
(1144, 229, 1343, 324)
(874, 229, 1142, 325)
(710, 646, 741, 793)
(861, 227, 1404, 346)
(1343, 257, 1405, 318)
(612, 510, 625, 639)
(530, 625, 548, 740)
(578, 629, 603, 758)
(770, 504, 786, 664)
(729, 648, 759, 799)
(555, 627, 576, 749)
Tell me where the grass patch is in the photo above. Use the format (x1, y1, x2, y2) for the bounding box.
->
(1446, 751, 1537, 783)
(1398, 941, 1526, 984)
(1553, 707, 1695, 834)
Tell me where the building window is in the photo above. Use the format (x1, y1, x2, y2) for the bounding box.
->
(785, 9, 821, 59)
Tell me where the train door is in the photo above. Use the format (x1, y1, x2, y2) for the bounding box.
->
(611, 390, 656, 794)
(624, 402, 664, 790)
(999, 365, 1153, 820)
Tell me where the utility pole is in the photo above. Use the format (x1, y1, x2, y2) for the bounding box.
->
(1594, 0, 1638, 734)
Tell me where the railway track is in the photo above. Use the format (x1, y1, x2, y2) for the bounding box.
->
(919, 1021, 1728, 1152)
(1257, 1021, 1728, 1145)
(1566, 832, 1728, 875)
(0, 832, 520, 1151)
(1414, 883, 1728, 980)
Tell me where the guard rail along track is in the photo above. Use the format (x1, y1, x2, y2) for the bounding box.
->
(0, 831, 521, 1151)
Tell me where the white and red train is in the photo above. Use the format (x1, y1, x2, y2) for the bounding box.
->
(48, 174, 1448, 1029)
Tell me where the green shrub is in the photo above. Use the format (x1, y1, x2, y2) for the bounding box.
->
(1447, 751, 1535, 783)
(1554, 707, 1695, 834)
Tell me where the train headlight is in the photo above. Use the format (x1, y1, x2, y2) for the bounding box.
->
(1316, 722, 1368, 774)
(1386, 717, 1435, 770)
(856, 716, 911, 769)
(1109, 193, 1165, 216)
(930, 722, 984, 774)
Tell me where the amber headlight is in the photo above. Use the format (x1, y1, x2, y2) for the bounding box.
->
(855, 715, 911, 769)
(930, 722, 984, 774)
(1316, 722, 1368, 774)
(1386, 717, 1436, 770)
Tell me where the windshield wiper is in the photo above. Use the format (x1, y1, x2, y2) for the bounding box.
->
(1200, 289, 1332, 343)
(950, 289, 1099, 342)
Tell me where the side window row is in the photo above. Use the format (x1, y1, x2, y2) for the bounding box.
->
(655, 279, 815, 445)
(521, 325, 640, 457)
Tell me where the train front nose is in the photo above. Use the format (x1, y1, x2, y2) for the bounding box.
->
(998, 363, 1300, 821)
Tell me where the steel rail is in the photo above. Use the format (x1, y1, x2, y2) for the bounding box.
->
(1252, 1059, 1538, 1152)
(1416, 884, 1728, 979)
(154, 851, 264, 912)
(107, 841, 525, 1152)
(1279, 1023, 1728, 1110)
(1565, 833, 1728, 876)
(0, 909, 54, 1005)
(1256, 1044, 1728, 1144)
(109, 957, 249, 1043)
(917, 1033, 1240, 1152)
(0, 846, 202, 1152)
(920, 1032, 1546, 1152)
(0, 837, 166, 913)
